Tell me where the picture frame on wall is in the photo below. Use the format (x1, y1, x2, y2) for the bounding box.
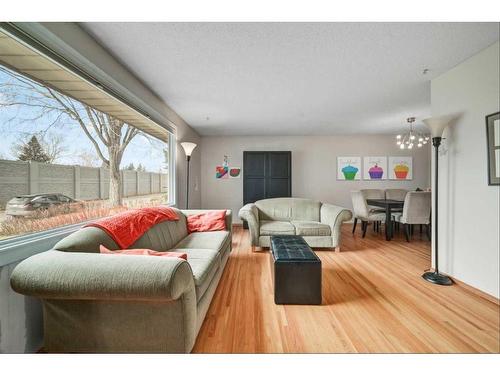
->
(363, 156, 388, 180)
(337, 157, 361, 180)
(388, 156, 413, 180)
(486, 111, 500, 185)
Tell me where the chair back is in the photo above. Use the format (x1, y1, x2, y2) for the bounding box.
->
(402, 192, 431, 224)
(360, 189, 384, 199)
(351, 191, 370, 219)
(385, 189, 408, 201)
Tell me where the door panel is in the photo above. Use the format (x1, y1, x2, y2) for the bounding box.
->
(244, 153, 267, 176)
(268, 153, 290, 178)
(267, 178, 291, 198)
(245, 178, 266, 203)
(243, 151, 291, 229)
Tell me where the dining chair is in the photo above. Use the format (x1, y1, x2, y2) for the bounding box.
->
(360, 189, 385, 232)
(392, 192, 431, 242)
(351, 191, 386, 238)
(385, 189, 408, 201)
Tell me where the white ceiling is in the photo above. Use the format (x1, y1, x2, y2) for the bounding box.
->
(81, 23, 499, 136)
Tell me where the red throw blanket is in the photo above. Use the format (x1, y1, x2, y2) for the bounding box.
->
(85, 206, 179, 249)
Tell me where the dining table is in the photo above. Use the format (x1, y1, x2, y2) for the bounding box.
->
(366, 198, 405, 241)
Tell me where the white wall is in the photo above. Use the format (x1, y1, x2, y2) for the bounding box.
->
(431, 42, 500, 298)
(201, 135, 431, 222)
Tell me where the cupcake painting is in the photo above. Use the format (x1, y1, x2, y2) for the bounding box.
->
(394, 164, 409, 179)
(363, 157, 387, 180)
(389, 157, 413, 180)
(342, 165, 359, 180)
(337, 157, 361, 180)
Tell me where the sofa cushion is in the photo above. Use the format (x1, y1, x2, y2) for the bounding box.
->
(174, 231, 230, 253)
(187, 210, 226, 233)
(255, 198, 321, 222)
(259, 220, 295, 236)
(172, 248, 220, 301)
(291, 221, 331, 236)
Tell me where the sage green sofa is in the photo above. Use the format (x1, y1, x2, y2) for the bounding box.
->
(10, 208, 232, 353)
(239, 198, 352, 250)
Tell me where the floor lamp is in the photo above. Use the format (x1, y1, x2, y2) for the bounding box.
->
(180, 142, 197, 209)
(421, 115, 454, 286)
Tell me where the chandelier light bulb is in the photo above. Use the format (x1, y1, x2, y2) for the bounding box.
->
(396, 117, 430, 150)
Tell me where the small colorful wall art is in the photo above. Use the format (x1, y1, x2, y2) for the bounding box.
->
(363, 156, 388, 180)
(389, 156, 413, 180)
(216, 155, 229, 179)
(337, 157, 361, 180)
(229, 167, 241, 178)
(216, 165, 229, 179)
(216, 155, 241, 179)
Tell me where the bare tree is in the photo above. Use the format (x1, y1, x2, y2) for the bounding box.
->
(76, 149, 102, 168)
(41, 133, 67, 163)
(0, 66, 140, 206)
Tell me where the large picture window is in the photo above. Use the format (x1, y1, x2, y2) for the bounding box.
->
(0, 63, 174, 241)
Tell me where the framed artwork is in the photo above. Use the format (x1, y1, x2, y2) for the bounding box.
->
(229, 167, 241, 178)
(337, 157, 361, 180)
(363, 156, 388, 180)
(388, 156, 413, 180)
(216, 165, 228, 179)
(486, 111, 500, 185)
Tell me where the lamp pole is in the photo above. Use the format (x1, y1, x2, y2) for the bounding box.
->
(180, 142, 197, 209)
(186, 154, 190, 209)
(421, 116, 454, 286)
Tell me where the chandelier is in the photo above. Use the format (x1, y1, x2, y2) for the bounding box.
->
(396, 117, 430, 149)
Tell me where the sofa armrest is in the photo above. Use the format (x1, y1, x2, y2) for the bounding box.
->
(320, 204, 353, 248)
(238, 203, 260, 246)
(10, 250, 194, 301)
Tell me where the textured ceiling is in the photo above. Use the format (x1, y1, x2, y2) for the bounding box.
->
(81, 22, 499, 136)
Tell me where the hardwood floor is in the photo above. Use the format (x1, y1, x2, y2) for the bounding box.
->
(193, 224, 500, 353)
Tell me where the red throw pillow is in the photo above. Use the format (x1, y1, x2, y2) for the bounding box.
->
(187, 210, 227, 233)
(99, 245, 187, 260)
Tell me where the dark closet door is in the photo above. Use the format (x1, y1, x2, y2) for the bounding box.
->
(243, 151, 291, 227)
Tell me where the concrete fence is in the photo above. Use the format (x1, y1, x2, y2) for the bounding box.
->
(0, 159, 168, 209)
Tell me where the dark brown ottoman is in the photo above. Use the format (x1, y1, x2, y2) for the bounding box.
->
(270, 235, 322, 305)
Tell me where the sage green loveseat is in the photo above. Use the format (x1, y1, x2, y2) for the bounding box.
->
(239, 198, 351, 250)
(10, 208, 232, 353)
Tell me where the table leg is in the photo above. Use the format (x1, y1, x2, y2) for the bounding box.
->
(385, 206, 392, 241)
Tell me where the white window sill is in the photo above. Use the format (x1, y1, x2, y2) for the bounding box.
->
(0, 221, 92, 267)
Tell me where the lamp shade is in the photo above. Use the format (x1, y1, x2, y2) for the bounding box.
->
(422, 114, 456, 138)
(180, 142, 197, 157)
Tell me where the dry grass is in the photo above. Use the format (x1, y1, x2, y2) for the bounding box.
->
(0, 195, 167, 239)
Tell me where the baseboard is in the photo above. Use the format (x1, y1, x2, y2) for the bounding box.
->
(450, 275, 500, 305)
(425, 269, 500, 305)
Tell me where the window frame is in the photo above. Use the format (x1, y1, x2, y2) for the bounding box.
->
(0, 31, 177, 266)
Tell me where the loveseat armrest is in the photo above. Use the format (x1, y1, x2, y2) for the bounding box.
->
(238, 203, 260, 246)
(320, 203, 353, 249)
(10, 250, 194, 301)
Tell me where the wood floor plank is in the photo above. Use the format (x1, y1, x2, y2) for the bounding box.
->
(193, 225, 500, 353)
